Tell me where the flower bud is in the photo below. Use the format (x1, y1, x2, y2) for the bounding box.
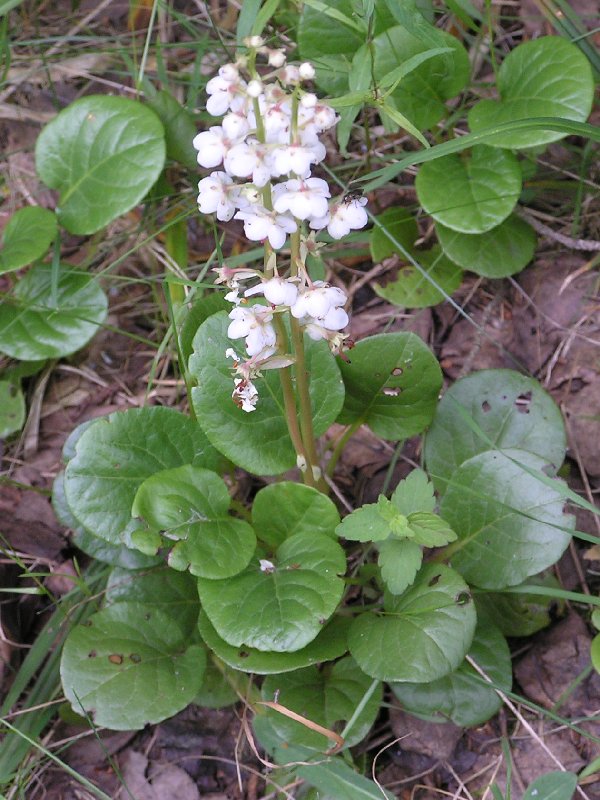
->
(246, 79, 263, 98)
(301, 92, 317, 109)
(244, 35, 265, 48)
(299, 61, 315, 80)
(267, 48, 286, 68)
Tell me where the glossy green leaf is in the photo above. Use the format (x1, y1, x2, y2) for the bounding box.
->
(475, 580, 557, 637)
(193, 657, 239, 709)
(0, 380, 25, 437)
(64, 407, 223, 545)
(0, 206, 57, 273)
(424, 369, 567, 491)
(391, 617, 511, 726)
(337, 332, 442, 438)
(35, 95, 165, 234)
(378, 538, 422, 594)
(60, 602, 205, 730)
(197, 531, 346, 652)
(440, 449, 573, 589)
(131, 465, 255, 579)
(261, 657, 381, 749)
(106, 566, 199, 636)
(374, 245, 463, 308)
(190, 312, 344, 475)
(252, 482, 340, 549)
(0, 263, 107, 360)
(468, 37, 594, 149)
(435, 215, 536, 277)
(523, 771, 578, 800)
(198, 611, 350, 674)
(370, 208, 418, 262)
(180, 292, 229, 366)
(372, 25, 470, 131)
(349, 563, 476, 682)
(415, 145, 522, 234)
(146, 89, 197, 170)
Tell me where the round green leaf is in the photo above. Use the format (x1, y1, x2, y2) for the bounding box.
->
(349, 563, 476, 682)
(523, 771, 578, 800)
(475, 581, 556, 637)
(370, 208, 419, 262)
(261, 657, 381, 750)
(146, 89, 197, 170)
(0, 380, 25, 437)
(468, 37, 594, 149)
(440, 449, 573, 589)
(197, 531, 346, 652)
(106, 566, 199, 636)
(337, 332, 442, 439)
(373, 25, 470, 131)
(0, 263, 107, 360)
(391, 618, 511, 726)
(132, 465, 256, 579)
(198, 611, 350, 675)
(435, 215, 536, 277)
(180, 292, 230, 366)
(189, 312, 344, 476)
(252, 482, 340, 549)
(193, 657, 239, 709)
(374, 245, 463, 308)
(35, 95, 165, 235)
(60, 602, 205, 730)
(415, 145, 522, 234)
(424, 369, 567, 491)
(64, 407, 223, 545)
(0, 206, 57, 274)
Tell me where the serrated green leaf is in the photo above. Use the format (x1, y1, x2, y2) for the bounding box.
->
(435, 215, 536, 278)
(424, 369, 567, 492)
(468, 37, 594, 149)
(373, 245, 463, 308)
(337, 332, 442, 438)
(336, 503, 389, 543)
(198, 611, 350, 674)
(252, 482, 340, 549)
(522, 771, 578, 800)
(378, 537, 422, 594)
(189, 312, 344, 476)
(415, 145, 522, 234)
(407, 512, 457, 547)
(261, 657, 381, 749)
(60, 602, 205, 730)
(197, 532, 346, 652)
(0, 263, 107, 360)
(348, 563, 476, 682)
(391, 617, 511, 726)
(64, 407, 223, 545)
(0, 380, 25, 437)
(440, 449, 573, 589)
(0, 206, 57, 274)
(131, 465, 255, 579)
(391, 469, 435, 515)
(35, 95, 165, 235)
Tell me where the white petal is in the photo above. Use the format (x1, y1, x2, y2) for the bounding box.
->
(206, 92, 230, 117)
(321, 306, 348, 330)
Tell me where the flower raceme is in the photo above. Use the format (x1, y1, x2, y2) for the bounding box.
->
(194, 41, 368, 411)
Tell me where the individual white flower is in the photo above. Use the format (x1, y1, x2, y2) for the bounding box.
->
(205, 69, 248, 116)
(245, 35, 265, 48)
(313, 103, 338, 131)
(228, 304, 277, 357)
(247, 79, 263, 98)
(193, 126, 241, 168)
(270, 143, 326, 178)
(221, 111, 250, 140)
(280, 64, 300, 84)
(273, 177, 330, 220)
(304, 324, 347, 352)
(197, 171, 242, 221)
(245, 276, 298, 307)
(267, 48, 286, 68)
(234, 206, 297, 250)
(326, 196, 369, 239)
(219, 63, 239, 82)
(232, 377, 259, 412)
(213, 265, 260, 287)
(224, 139, 273, 187)
(301, 92, 317, 109)
(291, 282, 347, 321)
(299, 61, 315, 80)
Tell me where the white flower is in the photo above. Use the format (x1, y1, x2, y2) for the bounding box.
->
(245, 276, 298, 307)
(327, 196, 369, 239)
(245, 35, 265, 48)
(271, 143, 325, 178)
(247, 79, 263, 98)
(197, 171, 242, 221)
(205, 70, 247, 116)
(267, 49, 286, 67)
(232, 377, 259, 412)
(313, 103, 338, 131)
(221, 111, 250, 140)
(301, 93, 317, 109)
(291, 282, 347, 321)
(228, 304, 277, 357)
(224, 139, 273, 187)
(299, 62, 315, 80)
(280, 65, 300, 84)
(234, 206, 297, 249)
(193, 126, 240, 168)
(273, 178, 330, 220)
(259, 558, 276, 572)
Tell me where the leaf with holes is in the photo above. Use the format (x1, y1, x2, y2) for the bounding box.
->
(348, 563, 476, 682)
(468, 37, 594, 149)
(64, 407, 223, 545)
(189, 312, 344, 475)
(198, 611, 350, 674)
(374, 245, 463, 308)
(0, 380, 25, 437)
(260, 657, 381, 750)
(197, 531, 346, 652)
(440, 449, 573, 589)
(390, 616, 512, 726)
(131, 465, 256, 579)
(337, 332, 442, 438)
(36, 95, 165, 234)
(0, 263, 107, 360)
(415, 145, 521, 234)
(252, 482, 339, 549)
(0, 206, 57, 274)
(424, 369, 567, 491)
(60, 602, 205, 730)
(435, 215, 536, 278)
